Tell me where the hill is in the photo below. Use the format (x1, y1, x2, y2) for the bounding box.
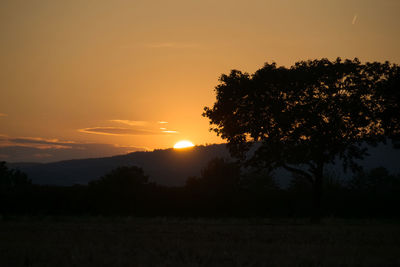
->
(8, 143, 400, 187)
(9, 144, 230, 186)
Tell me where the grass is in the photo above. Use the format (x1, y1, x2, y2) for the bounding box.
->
(0, 217, 399, 266)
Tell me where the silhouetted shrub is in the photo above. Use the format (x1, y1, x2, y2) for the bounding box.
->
(0, 162, 32, 214)
(88, 166, 149, 214)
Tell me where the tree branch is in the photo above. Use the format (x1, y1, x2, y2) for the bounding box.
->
(282, 164, 314, 183)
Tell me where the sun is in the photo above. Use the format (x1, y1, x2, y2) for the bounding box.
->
(173, 140, 195, 149)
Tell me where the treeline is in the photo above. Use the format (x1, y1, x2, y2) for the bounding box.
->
(1, 160, 400, 218)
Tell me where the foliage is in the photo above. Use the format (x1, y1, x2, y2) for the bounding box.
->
(185, 158, 242, 214)
(201, 158, 240, 191)
(1, 162, 400, 217)
(203, 58, 400, 217)
(186, 158, 241, 189)
(0, 162, 32, 214)
(89, 166, 149, 190)
(349, 167, 400, 194)
(88, 166, 150, 214)
(204, 58, 399, 172)
(240, 169, 279, 194)
(0, 161, 31, 192)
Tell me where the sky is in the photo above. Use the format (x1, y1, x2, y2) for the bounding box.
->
(1, 0, 400, 162)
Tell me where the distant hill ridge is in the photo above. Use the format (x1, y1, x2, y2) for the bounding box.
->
(8, 143, 400, 186)
(9, 144, 231, 186)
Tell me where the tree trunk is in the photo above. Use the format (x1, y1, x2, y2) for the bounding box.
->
(311, 162, 324, 223)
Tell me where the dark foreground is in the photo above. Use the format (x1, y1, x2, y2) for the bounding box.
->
(1, 218, 399, 267)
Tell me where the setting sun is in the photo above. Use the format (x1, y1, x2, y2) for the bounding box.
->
(173, 140, 195, 149)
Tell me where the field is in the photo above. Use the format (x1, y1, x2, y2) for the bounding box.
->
(1, 217, 399, 266)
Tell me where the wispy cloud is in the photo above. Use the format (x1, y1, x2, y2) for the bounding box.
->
(78, 127, 159, 136)
(109, 120, 147, 126)
(9, 137, 75, 145)
(79, 120, 178, 136)
(113, 143, 150, 151)
(0, 113, 7, 117)
(352, 14, 358, 25)
(33, 153, 52, 159)
(0, 136, 75, 149)
(0, 135, 146, 162)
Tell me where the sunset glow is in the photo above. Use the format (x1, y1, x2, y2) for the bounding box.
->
(0, 0, 399, 162)
(173, 141, 195, 149)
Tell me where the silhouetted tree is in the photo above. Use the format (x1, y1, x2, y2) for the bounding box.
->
(88, 166, 149, 214)
(349, 167, 400, 194)
(0, 162, 31, 214)
(200, 158, 241, 192)
(185, 158, 241, 214)
(347, 167, 400, 216)
(186, 158, 241, 194)
(89, 166, 148, 189)
(203, 58, 400, 220)
(376, 64, 400, 147)
(240, 169, 278, 197)
(0, 161, 31, 192)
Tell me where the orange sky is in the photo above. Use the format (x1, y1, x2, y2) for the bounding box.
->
(1, 0, 400, 162)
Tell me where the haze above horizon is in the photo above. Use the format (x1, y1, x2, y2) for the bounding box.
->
(1, 0, 400, 162)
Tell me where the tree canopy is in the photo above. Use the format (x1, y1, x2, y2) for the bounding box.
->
(0, 161, 31, 192)
(89, 166, 149, 190)
(203, 58, 400, 217)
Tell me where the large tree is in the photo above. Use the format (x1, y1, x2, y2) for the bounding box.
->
(203, 58, 400, 218)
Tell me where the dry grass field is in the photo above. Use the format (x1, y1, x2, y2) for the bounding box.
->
(1, 217, 399, 266)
